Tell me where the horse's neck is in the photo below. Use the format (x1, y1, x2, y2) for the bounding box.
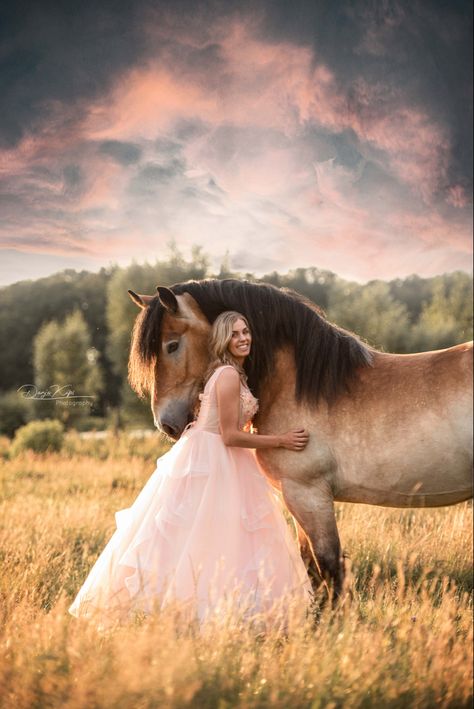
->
(255, 347, 295, 412)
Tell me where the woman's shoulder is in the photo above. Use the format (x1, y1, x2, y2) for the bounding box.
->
(207, 364, 242, 389)
(204, 364, 238, 388)
(213, 364, 240, 380)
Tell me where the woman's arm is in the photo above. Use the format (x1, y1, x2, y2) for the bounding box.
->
(215, 367, 309, 451)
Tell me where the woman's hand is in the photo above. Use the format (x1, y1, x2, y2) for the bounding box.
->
(215, 367, 310, 451)
(278, 428, 309, 451)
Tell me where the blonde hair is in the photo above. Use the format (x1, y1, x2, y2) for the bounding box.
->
(203, 311, 251, 385)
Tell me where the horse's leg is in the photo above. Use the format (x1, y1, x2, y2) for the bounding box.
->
(281, 477, 345, 601)
(295, 521, 321, 593)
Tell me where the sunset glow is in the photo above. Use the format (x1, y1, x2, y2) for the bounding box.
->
(0, 2, 472, 284)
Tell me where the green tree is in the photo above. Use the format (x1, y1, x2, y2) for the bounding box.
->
(388, 274, 433, 323)
(327, 280, 411, 352)
(1, 249, 471, 429)
(261, 267, 336, 311)
(0, 390, 31, 437)
(33, 310, 103, 425)
(0, 266, 115, 410)
(410, 273, 473, 351)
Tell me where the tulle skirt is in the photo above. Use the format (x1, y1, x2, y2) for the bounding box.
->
(68, 428, 312, 628)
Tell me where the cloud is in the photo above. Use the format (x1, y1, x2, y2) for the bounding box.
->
(294, 71, 452, 204)
(0, 0, 157, 148)
(98, 140, 142, 165)
(0, 3, 471, 285)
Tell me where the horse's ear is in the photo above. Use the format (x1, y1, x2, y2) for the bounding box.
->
(156, 286, 178, 314)
(128, 290, 155, 309)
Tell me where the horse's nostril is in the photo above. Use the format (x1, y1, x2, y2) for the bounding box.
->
(161, 423, 179, 439)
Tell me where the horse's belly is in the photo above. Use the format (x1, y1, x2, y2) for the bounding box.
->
(335, 484, 473, 508)
(256, 361, 473, 509)
(335, 407, 473, 508)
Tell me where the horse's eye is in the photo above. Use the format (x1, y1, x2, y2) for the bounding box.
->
(166, 341, 179, 354)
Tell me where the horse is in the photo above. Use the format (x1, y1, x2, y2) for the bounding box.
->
(127, 278, 473, 597)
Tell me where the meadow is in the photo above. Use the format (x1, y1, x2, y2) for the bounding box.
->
(0, 431, 472, 709)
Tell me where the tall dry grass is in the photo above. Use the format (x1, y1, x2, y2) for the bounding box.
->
(0, 437, 472, 708)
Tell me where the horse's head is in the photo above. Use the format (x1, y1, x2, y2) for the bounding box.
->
(128, 286, 211, 440)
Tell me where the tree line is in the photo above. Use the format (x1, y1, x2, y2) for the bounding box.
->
(0, 244, 471, 434)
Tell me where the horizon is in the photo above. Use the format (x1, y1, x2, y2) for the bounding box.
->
(0, 250, 471, 291)
(1, 1, 472, 286)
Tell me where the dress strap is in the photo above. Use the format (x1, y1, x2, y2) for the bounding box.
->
(204, 365, 239, 392)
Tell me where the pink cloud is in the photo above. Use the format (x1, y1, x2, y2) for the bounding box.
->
(0, 225, 88, 256)
(0, 15, 470, 284)
(313, 158, 368, 219)
(296, 74, 450, 203)
(75, 20, 451, 206)
(386, 210, 472, 252)
(0, 20, 453, 204)
(78, 20, 314, 144)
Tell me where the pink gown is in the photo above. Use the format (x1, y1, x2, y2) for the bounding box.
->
(68, 365, 312, 626)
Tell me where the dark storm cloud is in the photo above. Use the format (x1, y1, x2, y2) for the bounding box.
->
(133, 158, 186, 187)
(154, 137, 182, 157)
(257, 0, 473, 191)
(0, 0, 156, 147)
(141, 160, 181, 182)
(99, 140, 142, 166)
(62, 164, 84, 195)
(0, 0, 242, 148)
(173, 118, 210, 142)
(178, 42, 229, 90)
(0, 0, 471, 285)
(2, 0, 470, 187)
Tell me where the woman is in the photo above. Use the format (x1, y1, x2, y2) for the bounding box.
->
(69, 311, 312, 627)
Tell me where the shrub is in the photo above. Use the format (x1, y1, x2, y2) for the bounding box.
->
(11, 419, 65, 455)
(0, 390, 31, 437)
(0, 435, 11, 459)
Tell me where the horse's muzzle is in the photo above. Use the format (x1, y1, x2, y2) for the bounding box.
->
(156, 399, 194, 440)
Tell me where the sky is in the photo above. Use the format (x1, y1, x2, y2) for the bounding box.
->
(0, 0, 472, 286)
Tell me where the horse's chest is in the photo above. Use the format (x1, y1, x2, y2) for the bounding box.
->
(256, 401, 337, 484)
(256, 443, 335, 486)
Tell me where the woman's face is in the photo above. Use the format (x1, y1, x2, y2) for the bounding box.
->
(227, 318, 252, 362)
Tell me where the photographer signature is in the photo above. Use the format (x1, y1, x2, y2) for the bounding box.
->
(17, 384, 94, 401)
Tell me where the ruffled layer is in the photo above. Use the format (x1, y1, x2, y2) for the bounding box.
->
(68, 429, 312, 625)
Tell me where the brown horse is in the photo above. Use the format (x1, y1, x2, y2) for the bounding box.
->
(127, 279, 473, 596)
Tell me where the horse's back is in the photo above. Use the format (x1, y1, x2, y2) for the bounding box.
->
(339, 342, 473, 506)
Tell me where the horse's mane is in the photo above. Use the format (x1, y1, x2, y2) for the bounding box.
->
(128, 278, 374, 404)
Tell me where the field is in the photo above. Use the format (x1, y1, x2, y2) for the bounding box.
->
(0, 432, 472, 709)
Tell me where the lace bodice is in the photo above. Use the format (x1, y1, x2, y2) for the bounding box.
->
(195, 365, 259, 434)
(239, 386, 259, 426)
